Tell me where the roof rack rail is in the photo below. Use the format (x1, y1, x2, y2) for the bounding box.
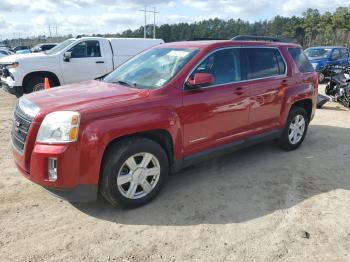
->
(188, 37, 226, 41)
(232, 35, 290, 43)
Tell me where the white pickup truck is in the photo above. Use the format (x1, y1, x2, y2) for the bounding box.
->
(0, 37, 164, 97)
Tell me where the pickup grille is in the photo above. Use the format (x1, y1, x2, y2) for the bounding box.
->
(0, 64, 10, 78)
(11, 105, 34, 153)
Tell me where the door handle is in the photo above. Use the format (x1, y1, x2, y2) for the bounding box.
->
(96, 61, 104, 64)
(234, 87, 244, 95)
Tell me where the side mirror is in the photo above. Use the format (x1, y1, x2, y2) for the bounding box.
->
(33, 47, 42, 53)
(63, 51, 72, 62)
(185, 73, 214, 89)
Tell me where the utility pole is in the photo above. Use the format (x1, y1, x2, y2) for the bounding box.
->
(48, 25, 52, 38)
(139, 7, 159, 39)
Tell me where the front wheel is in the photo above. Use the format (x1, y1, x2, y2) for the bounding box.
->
(100, 137, 169, 208)
(279, 106, 309, 151)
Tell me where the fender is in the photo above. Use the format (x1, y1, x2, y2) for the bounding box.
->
(76, 107, 183, 185)
(280, 80, 316, 127)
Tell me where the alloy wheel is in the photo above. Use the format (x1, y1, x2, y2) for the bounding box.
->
(117, 153, 161, 199)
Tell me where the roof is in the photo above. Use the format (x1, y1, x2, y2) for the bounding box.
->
(160, 40, 300, 50)
(306, 46, 347, 49)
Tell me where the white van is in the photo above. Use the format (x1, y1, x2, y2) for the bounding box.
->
(0, 37, 164, 96)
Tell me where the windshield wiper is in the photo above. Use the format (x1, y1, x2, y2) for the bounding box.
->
(111, 80, 138, 88)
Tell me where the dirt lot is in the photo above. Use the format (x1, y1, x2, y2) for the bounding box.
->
(1, 86, 350, 262)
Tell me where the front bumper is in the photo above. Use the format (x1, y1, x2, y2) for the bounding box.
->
(1, 77, 23, 97)
(13, 142, 99, 203)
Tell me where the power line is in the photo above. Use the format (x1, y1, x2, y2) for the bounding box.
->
(139, 7, 159, 39)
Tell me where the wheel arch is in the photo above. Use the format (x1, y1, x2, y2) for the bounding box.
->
(291, 98, 313, 122)
(23, 71, 61, 93)
(100, 129, 175, 174)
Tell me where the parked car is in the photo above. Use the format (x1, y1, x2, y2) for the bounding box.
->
(11, 45, 31, 52)
(31, 43, 57, 53)
(305, 46, 350, 82)
(16, 49, 31, 54)
(0, 49, 13, 59)
(11, 40, 317, 208)
(0, 37, 164, 97)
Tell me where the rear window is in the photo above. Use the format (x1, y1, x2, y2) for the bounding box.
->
(340, 48, 349, 59)
(288, 48, 314, 73)
(245, 48, 286, 79)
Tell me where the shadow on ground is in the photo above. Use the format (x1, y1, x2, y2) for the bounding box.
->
(73, 125, 350, 225)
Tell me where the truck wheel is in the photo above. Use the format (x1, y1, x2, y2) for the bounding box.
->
(278, 106, 309, 151)
(25, 76, 56, 93)
(100, 137, 169, 208)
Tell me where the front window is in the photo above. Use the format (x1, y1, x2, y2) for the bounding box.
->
(103, 47, 198, 89)
(45, 39, 75, 55)
(304, 48, 332, 59)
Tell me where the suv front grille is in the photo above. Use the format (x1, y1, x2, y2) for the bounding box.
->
(11, 105, 34, 153)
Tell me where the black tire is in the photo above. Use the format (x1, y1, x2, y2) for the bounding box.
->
(100, 137, 169, 208)
(25, 76, 57, 94)
(278, 106, 309, 151)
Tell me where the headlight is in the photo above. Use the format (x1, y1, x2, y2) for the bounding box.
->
(311, 63, 318, 69)
(18, 97, 40, 118)
(36, 111, 80, 144)
(6, 62, 19, 69)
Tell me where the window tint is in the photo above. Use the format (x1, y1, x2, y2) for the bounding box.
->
(340, 48, 349, 59)
(288, 48, 314, 73)
(70, 41, 101, 58)
(192, 48, 241, 86)
(245, 48, 285, 79)
(331, 49, 341, 60)
(0, 50, 7, 55)
(41, 45, 54, 51)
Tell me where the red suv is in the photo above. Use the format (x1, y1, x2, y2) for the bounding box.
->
(11, 40, 318, 208)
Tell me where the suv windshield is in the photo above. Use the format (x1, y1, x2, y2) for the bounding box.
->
(104, 47, 198, 89)
(45, 39, 75, 55)
(304, 48, 332, 59)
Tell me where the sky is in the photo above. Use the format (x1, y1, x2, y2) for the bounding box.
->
(0, 0, 349, 40)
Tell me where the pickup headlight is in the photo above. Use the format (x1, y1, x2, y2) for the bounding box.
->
(36, 111, 80, 144)
(7, 62, 19, 69)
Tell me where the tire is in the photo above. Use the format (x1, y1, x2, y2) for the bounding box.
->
(278, 106, 309, 151)
(25, 76, 56, 94)
(100, 137, 169, 208)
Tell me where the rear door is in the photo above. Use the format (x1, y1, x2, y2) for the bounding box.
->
(339, 48, 350, 67)
(243, 47, 287, 132)
(60, 40, 108, 84)
(181, 48, 250, 156)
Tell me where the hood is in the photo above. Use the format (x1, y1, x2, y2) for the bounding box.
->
(0, 52, 47, 63)
(26, 80, 150, 118)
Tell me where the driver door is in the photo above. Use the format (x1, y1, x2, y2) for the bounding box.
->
(60, 40, 108, 84)
(180, 48, 250, 156)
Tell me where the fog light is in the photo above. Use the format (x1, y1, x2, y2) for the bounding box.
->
(48, 158, 57, 182)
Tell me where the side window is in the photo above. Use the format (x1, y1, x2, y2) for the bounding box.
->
(288, 48, 314, 73)
(331, 49, 341, 60)
(340, 48, 349, 59)
(191, 48, 241, 86)
(245, 48, 283, 79)
(70, 41, 101, 58)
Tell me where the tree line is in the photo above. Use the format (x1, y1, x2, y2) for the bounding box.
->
(104, 7, 350, 47)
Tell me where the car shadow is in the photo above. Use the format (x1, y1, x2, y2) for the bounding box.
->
(72, 125, 350, 225)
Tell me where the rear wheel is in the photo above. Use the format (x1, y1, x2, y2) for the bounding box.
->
(100, 137, 169, 208)
(279, 106, 309, 150)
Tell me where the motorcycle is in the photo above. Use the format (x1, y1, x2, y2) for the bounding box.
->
(325, 65, 350, 108)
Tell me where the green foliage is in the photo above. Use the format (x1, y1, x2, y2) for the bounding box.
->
(113, 7, 350, 47)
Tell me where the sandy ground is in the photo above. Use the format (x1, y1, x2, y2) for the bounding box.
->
(1, 85, 350, 262)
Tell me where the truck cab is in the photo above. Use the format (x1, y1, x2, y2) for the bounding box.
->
(0, 37, 163, 97)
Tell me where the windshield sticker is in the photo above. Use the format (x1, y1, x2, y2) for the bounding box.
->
(167, 50, 190, 57)
(156, 79, 167, 86)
